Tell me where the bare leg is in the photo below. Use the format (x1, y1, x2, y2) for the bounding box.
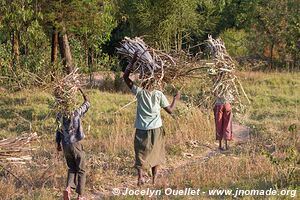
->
(137, 168, 144, 186)
(218, 140, 224, 150)
(225, 140, 229, 150)
(63, 186, 71, 200)
(151, 165, 159, 185)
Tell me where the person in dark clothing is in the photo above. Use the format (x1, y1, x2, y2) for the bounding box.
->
(56, 88, 90, 200)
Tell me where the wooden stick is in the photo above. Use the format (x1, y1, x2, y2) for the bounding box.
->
(114, 99, 137, 114)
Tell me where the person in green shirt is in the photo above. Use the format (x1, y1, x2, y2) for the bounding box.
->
(123, 53, 180, 186)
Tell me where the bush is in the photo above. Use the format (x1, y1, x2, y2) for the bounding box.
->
(220, 28, 249, 57)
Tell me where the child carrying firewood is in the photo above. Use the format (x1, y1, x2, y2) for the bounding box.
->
(209, 71, 234, 150)
(123, 53, 180, 186)
(213, 88, 233, 150)
(56, 88, 90, 200)
(206, 36, 245, 151)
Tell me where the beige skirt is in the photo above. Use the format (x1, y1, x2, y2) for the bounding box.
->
(134, 127, 166, 169)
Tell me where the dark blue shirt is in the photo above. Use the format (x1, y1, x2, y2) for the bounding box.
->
(56, 101, 90, 145)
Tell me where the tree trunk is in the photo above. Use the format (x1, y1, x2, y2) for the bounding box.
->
(11, 31, 20, 70)
(50, 27, 59, 81)
(88, 47, 94, 85)
(174, 32, 178, 52)
(51, 27, 59, 64)
(58, 27, 73, 74)
(85, 34, 89, 67)
(270, 42, 274, 70)
(24, 29, 29, 57)
(293, 53, 298, 71)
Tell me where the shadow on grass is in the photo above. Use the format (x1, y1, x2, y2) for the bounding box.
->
(0, 96, 26, 107)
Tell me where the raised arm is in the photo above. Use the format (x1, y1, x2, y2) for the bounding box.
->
(123, 66, 134, 89)
(123, 52, 138, 89)
(55, 114, 62, 151)
(164, 92, 181, 114)
(56, 129, 62, 151)
(79, 88, 88, 102)
(77, 88, 90, 116)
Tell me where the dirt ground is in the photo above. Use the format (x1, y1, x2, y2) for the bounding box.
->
(88, 122, 250, 199)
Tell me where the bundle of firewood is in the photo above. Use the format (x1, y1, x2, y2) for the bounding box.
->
(206, 35, 250, 111)
(53, 68, 83, 113)
(0, 133, 38, 164)
(117, 37, 179, 87)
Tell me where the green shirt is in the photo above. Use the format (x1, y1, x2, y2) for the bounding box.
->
(131, 85, 170, 130)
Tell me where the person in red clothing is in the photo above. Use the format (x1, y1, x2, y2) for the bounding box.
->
(210, 71, 234, 150)
(213, 96, 233, 150)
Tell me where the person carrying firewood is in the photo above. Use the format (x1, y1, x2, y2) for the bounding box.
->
(56, 88, 90, 200)
(211, 72, 234, 150)
(123, 52, 180, 186)
(206, 36, 250, 151)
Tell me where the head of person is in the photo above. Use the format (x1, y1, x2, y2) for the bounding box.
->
(54, 90, 77, 117)
(141, 78, 160, 91)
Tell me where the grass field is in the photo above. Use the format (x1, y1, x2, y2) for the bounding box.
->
(0, 72, 299, 199)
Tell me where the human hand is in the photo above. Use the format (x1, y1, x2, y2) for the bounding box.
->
(57, 144, 62, 152)
(126, 52, 139, 72)
(174, 91, 181, 101)
(132, 51, 139, 63)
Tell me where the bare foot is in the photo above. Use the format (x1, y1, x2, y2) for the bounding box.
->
(137, 177, 145, 186)
(152, 175, 157, 185)
(63, 187, 71, 200)
(218, 147, 225, 151)
(225, 140, 229, 150)
(151, 166, 159, 185)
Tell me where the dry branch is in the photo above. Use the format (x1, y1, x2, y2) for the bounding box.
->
(117, 37, 213, 91)
(205, 35, 250, 111)
(117, 37, 193, 88)
(0, 132, 38, 164)
(53, 68, 84, 113)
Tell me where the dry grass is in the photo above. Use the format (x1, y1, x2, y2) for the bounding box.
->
(0, 86, 214, 199)
(0, 71, 299, 199)
(166, 155, 276, 189)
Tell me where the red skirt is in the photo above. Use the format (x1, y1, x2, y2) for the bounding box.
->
(213, 103, 233, 140)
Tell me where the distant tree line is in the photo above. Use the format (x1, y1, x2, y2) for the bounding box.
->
(0, 0, 299, 87)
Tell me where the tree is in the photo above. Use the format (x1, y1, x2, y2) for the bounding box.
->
(241, 0, 298, 69)
(1, 0, 30, 69)
(114, 0, 201, 52)
(286, 0, 300, 70)
(113, 0, 233, 53)
(0, 0, 46, 73)
(40, 0, 116, 74)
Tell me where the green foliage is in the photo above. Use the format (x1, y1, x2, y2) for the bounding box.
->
(220, 28, 249, 57)
(0, 42, 11, 75)
(1, 0, 300, 89)
(0, 0, 118, 88)
(237, 0, 300, 69)
(115, 0, 230, 52)
(0, 0, 34, 30)
(40, 0, 117, 72)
